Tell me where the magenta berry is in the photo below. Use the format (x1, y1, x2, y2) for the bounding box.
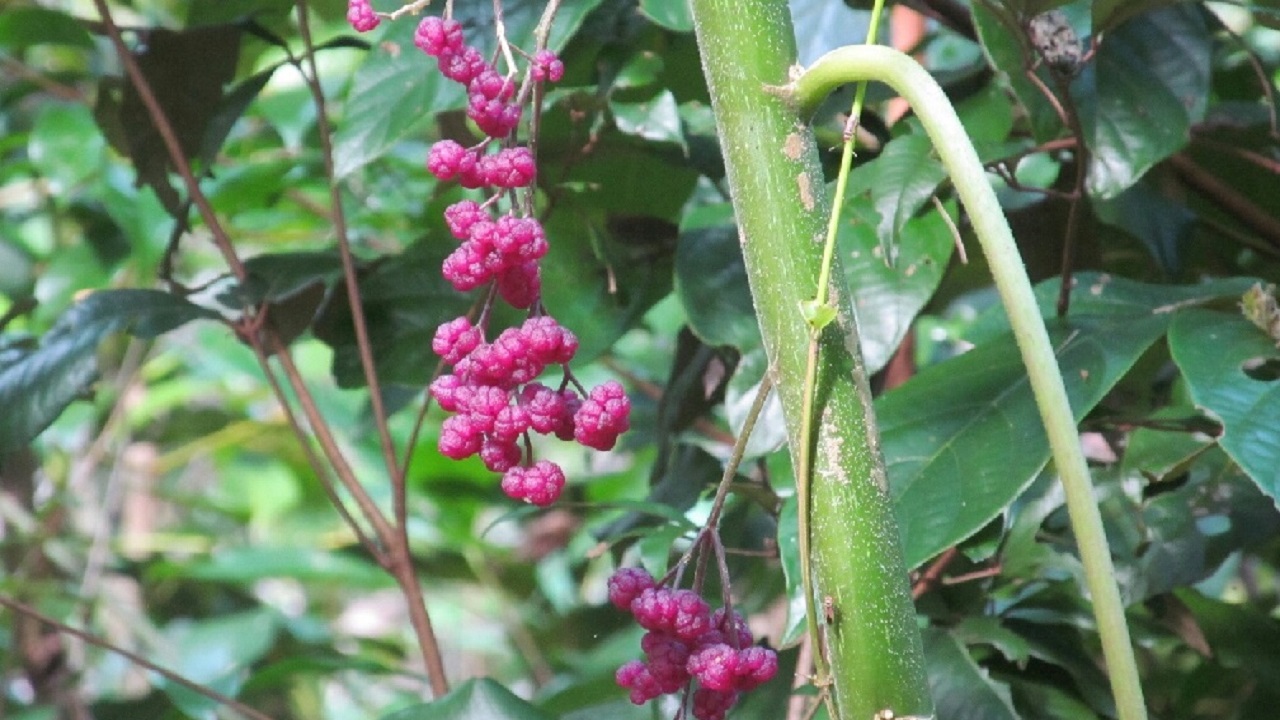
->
(608, 567, 657, 611)
(432, 316, 482, 364)
(496, 261, 541, 309)
(444, 200, 488, 240)
(687, 643, 739, 692)
(414, 16, 464, 57)
(574, 380, 631, 450)
(616, 660, 662, 705)
(346, 0, 379, 32)
(480, 438, 522, 472)
(478, 147, 537, 188)
(691, 687, 739, 720)
(500, 460, 565, 506)
(417, 13, 628, 520)
(532, 49, 565, 83)
(734, 646, 778, 690)
(439, 47, 489, 84)
(427, 140, 477, 182)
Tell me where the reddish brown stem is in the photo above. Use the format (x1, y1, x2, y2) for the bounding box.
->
(89, 0, 246, 281)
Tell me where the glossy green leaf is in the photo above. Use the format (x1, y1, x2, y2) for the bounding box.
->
(1121, 405, 1214, 480)
(966, 272, 1258, 343)
(1085, 5, 1210, 199)
(639, 0, 693, 32)
(0, 290, 220, 452)
(228, 251, 347, 305)
(790, 0, 870, 66)
(1094, 0, 1185, 33)
(846, 134, 948, 263)
(1093, 176, 1195, 274)
(1117, 452, 1280, 602)
(539, 206, 676, 363)
(29, 103, 104, 190)
(159, 609, 280, 718)
(311, 242, 470, 388)
(922, 627, 1019, 720)
(675, 220, 759, 350)
(1169, 308, 1280, 497)
(777, 493, 807, 647)
(883, 316, 1166, 569)
(724, 347, 788, 460)
(609, 89, 686, 148)
(382, 678, 554, 720)
(838, 195, 954, 373)
(332, 18, 456, 179)
(0, 7, 93, 48)
(891, 276, 1256, 568)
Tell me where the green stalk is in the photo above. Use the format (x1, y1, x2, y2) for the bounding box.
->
(787, 45, 1148, 720)
(690, 2, 932, 719)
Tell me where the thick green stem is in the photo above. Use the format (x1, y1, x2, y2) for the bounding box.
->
(691, 2, 932, 719)
(789, 45, 1148, 720)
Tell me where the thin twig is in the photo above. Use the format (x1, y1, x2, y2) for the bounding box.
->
(292, 0, 401, 515)
(0, 596, 276, 720)
(1169, 152, 1280, 252)
(1049, 70, 1089, 318)
(250, 342, 383, 558)
(1, 55, 86, 101)
(88, 0, 246, 281)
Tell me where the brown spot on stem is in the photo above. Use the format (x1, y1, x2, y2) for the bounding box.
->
(797, 172, 815, 211)
(783, 132, 804, 161)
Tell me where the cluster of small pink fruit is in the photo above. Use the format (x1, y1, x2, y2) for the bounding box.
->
(609, 567, 779, 720)
(345, 4, 624, 507)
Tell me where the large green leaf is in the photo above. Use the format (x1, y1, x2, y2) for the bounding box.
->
(675, 206, 759, 350)
(158, 609, 280, 719)
(1169, 308, 1280, 498)
(639, 0, 693, 32)
(838, 195, 954, 374)
(846, 134, 948, 263)
(883, 316, 1166, 569)
(1085, 5, 1210, 199)
(1093, 176, 1195, 274)
(0, 289, 220, 452)
(93, 23, 244, 214)
(922, 628, 1019, 720)
(0, 6, 94, 48)
(382, 678, 553, 720)
(1116, 452, 1280, 603)
(539, 205, 677, 363)
(886, 272, 1254, 568)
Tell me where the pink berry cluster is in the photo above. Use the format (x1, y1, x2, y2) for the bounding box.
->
(413, 16, 564, 138)
(608, 567, 778, 720)
(404, 13, 625, 507)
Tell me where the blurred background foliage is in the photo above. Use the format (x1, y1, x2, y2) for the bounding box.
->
(1, 0, 1280, 718)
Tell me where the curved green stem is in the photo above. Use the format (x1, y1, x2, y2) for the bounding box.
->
(788, 45, 1148, 720)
